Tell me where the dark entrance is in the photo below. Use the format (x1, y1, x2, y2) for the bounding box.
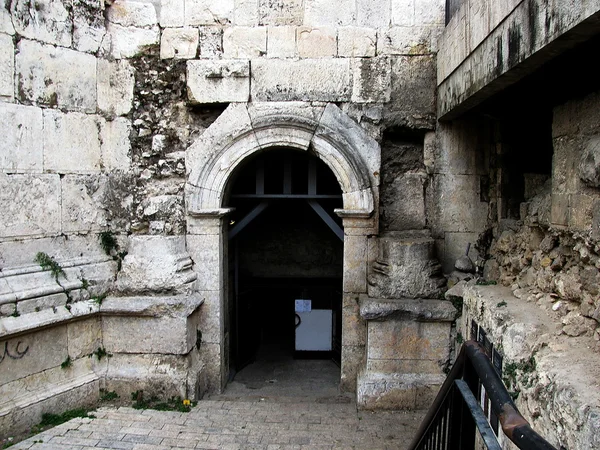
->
(225, 149, 344, 380)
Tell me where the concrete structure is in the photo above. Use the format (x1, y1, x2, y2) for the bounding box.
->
(1, 0, 599, 448)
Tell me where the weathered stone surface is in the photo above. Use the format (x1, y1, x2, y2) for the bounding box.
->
(252, 59, 351, 101)
(199, 26, 224, 58)
(380, 169, 426, 231)
(73, 5, 107, 53)
(101, 117, 132, 170)
(267, 26, 296, 58)
(160, 0, 184, 27)
(67, 317, 102, 359)
(223, 26, 267, 58)
(61, 175, 109, 233)
(579, 136, 600, 187)
(258, 0, 303, 25)
(357, 0, 390, 28)
(186, 233, 221, 291)
(338, 26, 376, 57)
(0, 33, 13, 100)
(16, 39, 97, 113)
(343, 235, 368, 293)
(105, 23, 160, 59)
(161, 27, 199, 59)
(107, 0, 158, 27)
(97, 59, 135, 117)
(359, 297, 457, 322)
(358, 372, 445, 410)
(187, 59, 250, 103)
(0, 0, 14, 34)
(185, 0, 234, 25)
(0, 103, 43, 172)
(297, 27, 337, 58)
(340, 344, 365, 393)
(43, 110, 102, 173)
(11, 0, 71, 46)
(233, 0, 259, 25)
(352, 57, 391, 104)
(0, 173, 60, 238)
(116, 235, 196, 293)
(378, 26, 441, 55)
(304, 0, 355, 26)
(368, 231, 446, 299)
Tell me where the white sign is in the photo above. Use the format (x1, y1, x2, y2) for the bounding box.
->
(295, 299, 311, 312)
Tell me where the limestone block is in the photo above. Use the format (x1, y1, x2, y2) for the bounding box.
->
(160, 0, 184, 26)
(251, 59, 351, 102)
(343, 235, 368, 293)
(199, 26, 224, 58)
(61, 175, 109, 233)
(11, 0, 71, 46)
(352, 57, 391, 103)
(381, 172, 426, 230)
(267, 26, 297, 58)
(223, 26, 267, 58)
(97, 59, 135, 117)
(297, 27, 337, 58)
(357, 0, 391, 28)
(234, 0, 259, 25)
(14, 293, 67, 315)
(68, 317, 102, 359)
(43, 110, 102, 173)
(106, 23, 160, 59)
(0, 173, 60, 238)
(338, 27, 376, 57)
(304, 0, 355, 26)
(73, 10, 107, 54)
(414, 0, 445, 25)
(196, 290, 222, 344)
(186, 234, 221, 291)
(378, 25, 442, 55)
(185, 0, 234, 25)
(187, 59, 250, 103)
(340, 344, 365, 393)
(0, 33, 13, 100)
(107, 0, 158, 27)
(0, 326, 67, 385)
(0, 103, 43, 172)
(387, 55, 436, 122)
(341, 304, 366, 347)
(357, 372, 444, 410)
(391, 0, 415, 26)
(16, 40, 97, 113)
(0, 0, 14, 34)
(258, 0, 303, 25)
(116, 235, 197, 293)
(101, 117, 132, 170)
(160, 27, 199, 59)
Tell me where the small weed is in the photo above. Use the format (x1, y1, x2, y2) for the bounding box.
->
(89, 347, 112, 361)
(497, 301, 507, 308)
(100, 389, 119, 402)
(476, 279, 497, 286)
(31, 408, 93, 434)
(131, 391, 196, 412)
(456, 332, 464, 344)
(81, 278, 90, 290)
(35, 252, 66, 281)
(91, 294, 107, 305)
(60, 356, 72, 369)
(35, 306, 40, 312)
(99, 231, 118, 256)
(65, 304, 72, 312)
(2, 442, 14, 449)
(11, 308, 19, 318)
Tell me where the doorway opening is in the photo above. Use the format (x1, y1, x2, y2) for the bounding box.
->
(224, 148, 344, 395)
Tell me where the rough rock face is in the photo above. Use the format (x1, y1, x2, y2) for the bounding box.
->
(483, 184, 600, 339)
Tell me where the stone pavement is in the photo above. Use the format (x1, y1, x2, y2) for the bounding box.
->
(10, 399, 426, 450)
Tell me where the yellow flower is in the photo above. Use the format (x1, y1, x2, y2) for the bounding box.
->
(183, 399, 191, 406)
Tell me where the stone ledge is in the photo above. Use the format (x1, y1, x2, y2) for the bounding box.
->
(359, 296, 456, 322)
(100, 295, 204, 318)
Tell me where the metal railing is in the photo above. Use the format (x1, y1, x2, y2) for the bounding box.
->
(408, 341, 557, 450)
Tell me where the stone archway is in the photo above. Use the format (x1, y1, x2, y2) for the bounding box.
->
(185, 102, 380, 395)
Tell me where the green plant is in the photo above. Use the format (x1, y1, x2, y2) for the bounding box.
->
(497, 301, 507, 307)
(456, 332, 464, 344)
(476, 279, 497, 286)
(130, 391, 196, 412)
(100, 389, 119, 402)
(90, 347, 111, 361)
(99, 231, 118, 256)
(91, 294, 107, 305)
(11, 308, 19, 318)
(81, 278, 90, 290)
(35, 252, 66, 281)
(31, 408, 94, 434)
(60, 356, 72, 369)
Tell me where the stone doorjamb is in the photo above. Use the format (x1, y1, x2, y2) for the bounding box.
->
(185, 102, 380, 394)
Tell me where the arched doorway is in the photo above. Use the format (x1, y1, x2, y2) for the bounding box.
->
(224, 148, 344, 387)
(185, 103, 380, 396)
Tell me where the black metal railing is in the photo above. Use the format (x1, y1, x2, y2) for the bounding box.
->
(408, 341, 557, 450)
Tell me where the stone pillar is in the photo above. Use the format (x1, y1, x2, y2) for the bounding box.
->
(186, 210, 231, 394)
